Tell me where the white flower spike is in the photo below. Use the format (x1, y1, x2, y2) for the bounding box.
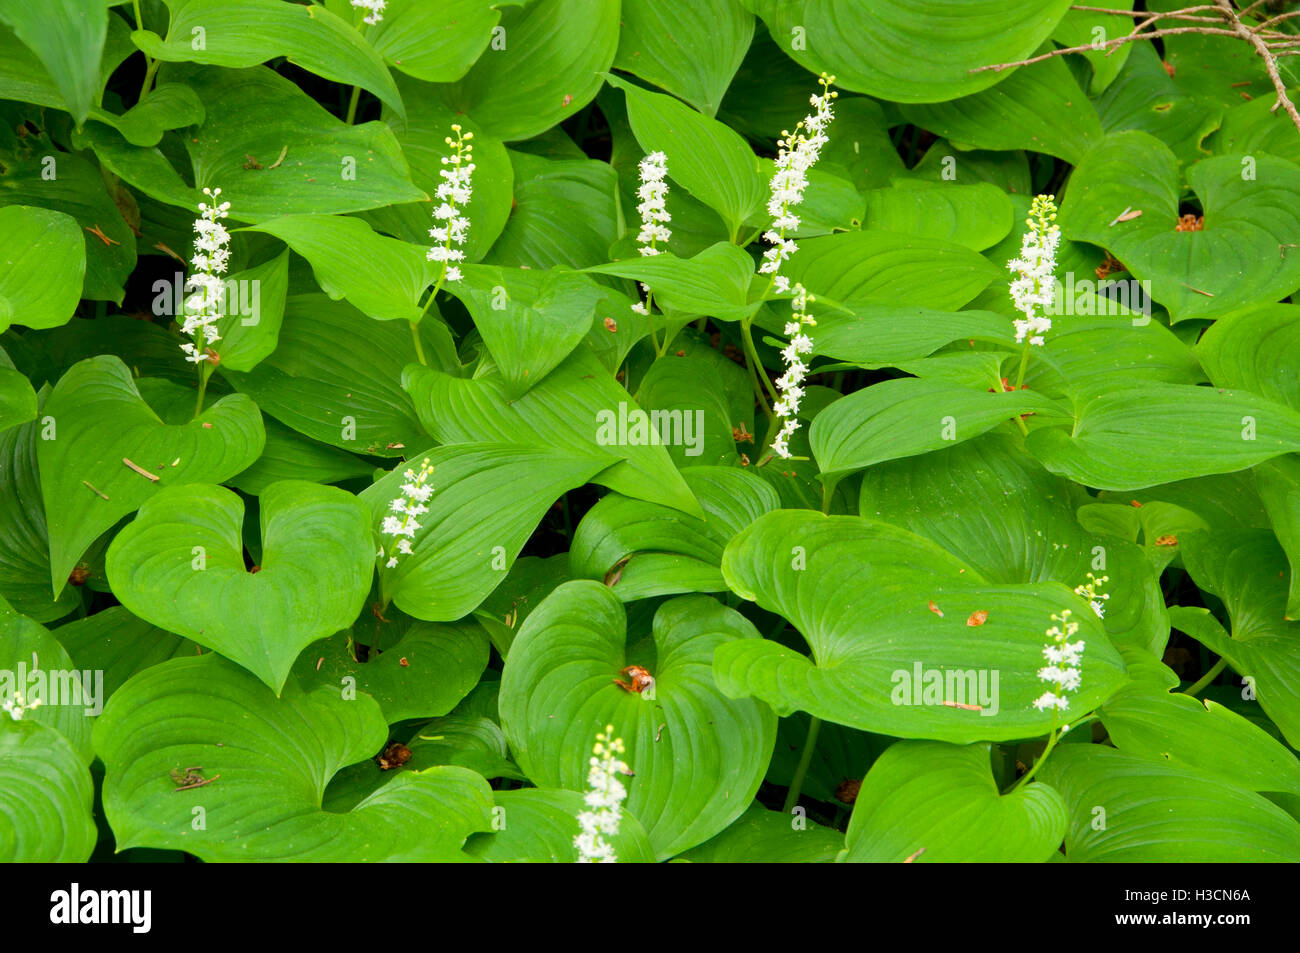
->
(180, 187, 231, 364)
(762, 75, 836, 460)
(427, 124, 474, 284)
(1032, 608, 1086, 713)
(635, 151, 671, 255)
(1074, 572, 1110, 619)
(1008, 194, 1061, 347)
(574, 725, 631, 863)
(759, 73, 837, 279)
(351, 0, 386, 26)
(2, 690, 42, 721)
(770, 283, 817, 460)
(379, 457, 433, 569)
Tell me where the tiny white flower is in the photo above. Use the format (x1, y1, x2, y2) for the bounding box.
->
(180, 187, 231, 363)
(379, 457, 433, 567)
(574, 725, 631, 863)
(351, 0, 386, 26)
(1031, 607, 1085, 714)
(427, 125, 474, 283)
(1008, 195, 1060, 346)
(632, 152, 672, 316)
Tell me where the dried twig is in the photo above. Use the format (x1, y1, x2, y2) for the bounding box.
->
(1215, 0, 1300, 131)
(122, 457, 161, 482)
(970, 2, 1300, 135)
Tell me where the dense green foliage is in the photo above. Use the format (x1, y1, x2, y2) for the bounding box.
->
(2, 0, 1300, 863)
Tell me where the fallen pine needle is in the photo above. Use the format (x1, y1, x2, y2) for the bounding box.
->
(123, 457, 160, 482)
(81, 480, 109, 500)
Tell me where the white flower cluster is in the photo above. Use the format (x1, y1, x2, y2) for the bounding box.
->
(1074, 572, 1110, 619)
(759, 73, 837, 292)
(1008, 194, 1061, 347)
(631, 152, 671, 317)
(351, 0, 385, 26)
(635, 151, 671, 254)
(180, 187, 231, 364)
(2, 691, 41, 721)
(771, 283, 816, 459)
(378, 458, 433, 569)
(760, 75, 836, 460)
(574, 725, 631, 863)
(1032, 608, 1085, 713)
(427, 124, 474, 284)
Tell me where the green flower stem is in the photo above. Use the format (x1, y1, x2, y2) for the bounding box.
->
(740, 317, 775, 422)
(193, 360, 213, 420)
(345, 85, 362, 124)
(1011, 725, 1061, 792)
(1011, 339, 1033, 436)
(410, 319, 428, 366)
(132, 1, 158, 102)
(782, 716, 822, 814)
(1184, 657, 1228, 697)
(645, 290, 662, 357)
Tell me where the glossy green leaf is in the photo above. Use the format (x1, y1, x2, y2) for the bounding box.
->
(403, 348, 703, 517)
(167, 64, 425, 218)
(38, 356, 265, 597)
(362, 444, 606, 623)
(902, 57, 1103, 164)
(844, 741, 1066, 862)
(434, 0, 620, 142)
(613, 0, 753, 116)
(0, 720, 95, 862)
(500, 583, 776, 858)
(106, 481, 374, 693)
(0, 206, 86, 333)
(246, 214, 432, 322)
(1040, 744, 1300, 861)
(782, 231, 1001, 311)
(1059, 131, 1300, 320)
(678, 802, 844, 863)
(715, 510, 1128, 742)
(222, 294, 432, 457)
(134, 0, 403, 116)
(1025, 382, 1300, 491)
(368, 0, 505, 84)
(570, 466, 779, 600)
(863, 182, 1013, 251)
(744, 0, 1074, 103)
(810, 377, 1066, 484)
(606, 73, 764, 236)
(94, 653, 495, 861)
(859, 434, 1169, 655)
(1101, 683, 1300, 795)
(450, 265, 602, 396)
(0, 0, 107, 124)
(293, 620, 489, 725)
(465, 788, 657, 862)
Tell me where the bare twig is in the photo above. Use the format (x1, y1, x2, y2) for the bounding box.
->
(1215, 0, 1300, 131)
(971, 1, 1300, 135)
(81, 480, 109, 500)
(970, 26, 1239, 72)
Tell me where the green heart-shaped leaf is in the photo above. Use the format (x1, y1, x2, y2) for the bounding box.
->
(500, 582, 777, 858)
(94, 653, 495, 861)
(38, 356, 265, 596)
(1059, 132, 1300, 320)
(844, 741, 1066, 862)
(106, 481, 374, 693)
(716, 510, 1127, 742)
